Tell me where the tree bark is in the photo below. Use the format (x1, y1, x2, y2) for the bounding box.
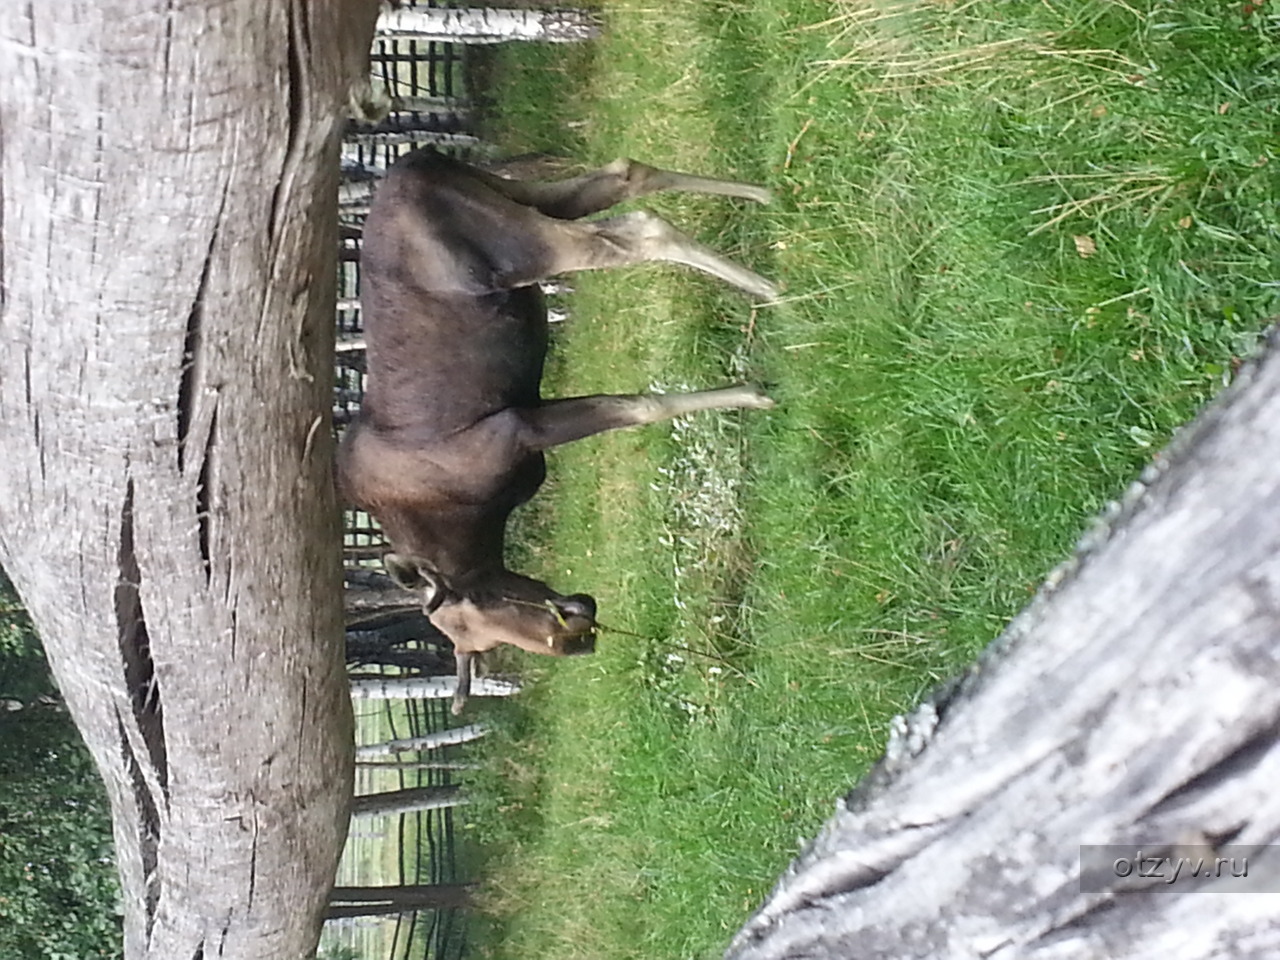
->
(0, 4, 377, 959)
(726, 325, 1280, 959)
(352, 785, 468, 818)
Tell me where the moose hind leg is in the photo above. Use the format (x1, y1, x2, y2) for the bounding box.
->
(519, 386, 775, 451)
(584, 210, 778, 300)
(480, 158, 773, 220)
(492, 207, 777, 300)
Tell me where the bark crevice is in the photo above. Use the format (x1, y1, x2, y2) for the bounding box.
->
(118, 709, 161, 938)
(177, 222, 221, 582)
(196, 408, 216, 581)
(176, 237, 210, 474)
(271, 1, 309, 248)
(116, 479, 168, 792)
(246, 809, 260, 911)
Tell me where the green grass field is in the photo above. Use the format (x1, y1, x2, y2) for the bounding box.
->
(462, 3, 1279, 958)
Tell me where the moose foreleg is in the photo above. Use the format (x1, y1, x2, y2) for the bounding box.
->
(451, 652, 474, 716)
(518, 386, 774, 451)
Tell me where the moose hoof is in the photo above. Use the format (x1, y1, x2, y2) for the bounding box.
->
(748, 275, 782, 301)
(729, 386, 775, 410)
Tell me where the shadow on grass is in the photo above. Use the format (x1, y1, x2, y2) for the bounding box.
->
(466, 40, 599, 158)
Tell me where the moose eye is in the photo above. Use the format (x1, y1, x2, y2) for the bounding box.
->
(557, 595, 597, 620)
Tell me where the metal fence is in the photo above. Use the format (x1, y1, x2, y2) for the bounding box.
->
(327, 11, 478, 960)
(327, 6, 603, 956)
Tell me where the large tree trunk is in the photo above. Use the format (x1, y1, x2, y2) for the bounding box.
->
(726, 326, 1280, 959)
(0, 4, 377, 959)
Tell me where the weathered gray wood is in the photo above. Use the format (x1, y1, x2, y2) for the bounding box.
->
(377, 6, 600, 43)
(349, 675, 520, 700)
(0, 4, 377, 959)
(329, 884, 474, 912)
(352, 784, 468, 818)
(345, 128, 485, 150)
(727, 326, 1280, 959)
(389, 94, 471, 116)
(354, 723, 490, 759)
(344, 567, 419, 620)
(355, 760, 479, 771)
(326, 882, 474, 919)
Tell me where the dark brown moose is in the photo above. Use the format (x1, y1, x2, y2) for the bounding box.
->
(338, 147, 777, 711)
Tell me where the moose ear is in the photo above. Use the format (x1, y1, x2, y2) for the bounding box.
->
(382, 553, 446, 612)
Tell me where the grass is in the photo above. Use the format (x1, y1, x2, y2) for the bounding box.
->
(462, 2, 1279, 958)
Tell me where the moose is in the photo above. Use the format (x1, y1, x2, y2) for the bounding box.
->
(337, 147, 777, 711)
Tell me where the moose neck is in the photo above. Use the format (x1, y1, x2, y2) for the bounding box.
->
(382, 501, 513, 590)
